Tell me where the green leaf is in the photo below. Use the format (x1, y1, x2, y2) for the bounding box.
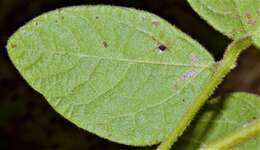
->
(188, 0, 260, 47)
(174, 92, 260, 149)
(6, 5, 215, 146)
(254, 26, 260, 46)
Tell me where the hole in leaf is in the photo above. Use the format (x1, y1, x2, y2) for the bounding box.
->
(158, 44, 167, 52)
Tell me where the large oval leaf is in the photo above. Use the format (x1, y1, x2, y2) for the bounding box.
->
(174, 92, 260, 149)
(6, 6, 215, 145)
(188, 0, 260, 47)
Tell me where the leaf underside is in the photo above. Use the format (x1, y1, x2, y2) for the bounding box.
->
(188, 0, 260, 47)
(174, 92, 260, 150)
(7, 6, 215, 146)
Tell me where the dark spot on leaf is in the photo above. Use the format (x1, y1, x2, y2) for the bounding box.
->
(35, 22, 38, 26)
(158, 44, 167, 52)
(95, 16, 99, 19)
(61, 16, 64, 20)
(103, 41, 108, 48)
(11, 44, 17, 48)
(182, 99, 185, 102)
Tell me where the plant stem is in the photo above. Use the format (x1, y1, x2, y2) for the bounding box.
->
(201, 119, 260, 150)
(157, 37, 252, 150)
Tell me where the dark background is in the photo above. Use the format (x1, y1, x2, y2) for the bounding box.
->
(0, 0, 260, 149)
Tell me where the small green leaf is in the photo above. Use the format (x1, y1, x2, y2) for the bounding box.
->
(188, 0, 260, 47)
(7, 6, 215, 146)
(174, 92, 260, 149)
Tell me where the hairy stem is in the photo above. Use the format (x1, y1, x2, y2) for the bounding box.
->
(201, 119, 260, 150)
(157, 37, 252, 150)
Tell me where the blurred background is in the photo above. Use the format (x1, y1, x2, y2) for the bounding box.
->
(0, 0, 260, 149)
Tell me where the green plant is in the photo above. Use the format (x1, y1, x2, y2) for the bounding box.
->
(6, 1, 260, 150)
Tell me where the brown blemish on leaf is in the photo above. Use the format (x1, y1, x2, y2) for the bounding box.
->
(229, 29, 237, 37)
(151, 36, 156, 41)
(248, 19, 257, 26)
(152, 21, 160, 27)
(236, 28, 245, 35)
(103, 41, 108, 48)
(11, 44, 17, 49)
(230, 28, 244, 37)
(245, 13, 252, 19)
(180, 70, 196, 80)
(245, 13, 256, 26)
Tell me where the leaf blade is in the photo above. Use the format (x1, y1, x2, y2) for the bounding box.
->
(7, 5, 215, 146)
(188, 0, 260, 47)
